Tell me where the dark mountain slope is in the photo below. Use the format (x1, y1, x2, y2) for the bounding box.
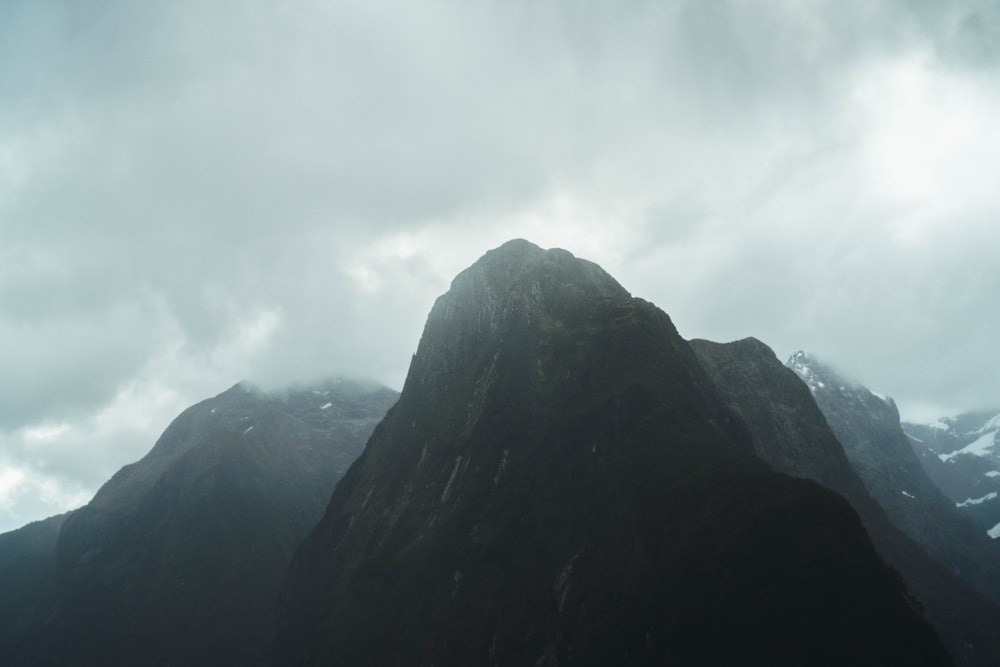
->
(11, 379, 397, 667)
(0, 512, 70, 656)
(787, 352, 1000, 605)
(274, 240, 946, 666)
(693, 338, 1000, 665)
(690, 338, 873, 504)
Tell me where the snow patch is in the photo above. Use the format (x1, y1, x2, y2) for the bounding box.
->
(787, 352, 825, 393)
(988, 522, 1000, 539)
(926, 419, 952, 431)
(360, 486, 374, 509)
(243, 425, 255, 435)
(871, 391, 891, 404)
(977, 412, 1000, 434)
(939, 432, 996, 462)
(441, 456, 463, 503)
(901, 490, 915, 499)
(986, 471, 1000, 478)
(320, 402, 332, 410)
(957, 492, 999, 508)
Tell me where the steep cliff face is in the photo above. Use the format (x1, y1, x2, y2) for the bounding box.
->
(786, 351, 939, 521)
(274, 240, 946, 666)
(694, 338, 1000, 665)
(786, 351, 1000, 609)
(691, 338, 873, 505)
(10, 379, 397, 667)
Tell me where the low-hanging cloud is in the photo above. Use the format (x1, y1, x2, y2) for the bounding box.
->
(2, 0, 1000, 532)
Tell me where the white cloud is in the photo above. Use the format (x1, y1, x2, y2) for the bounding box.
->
(3, 0, 1000, 531)
(0, 467, 27, 513)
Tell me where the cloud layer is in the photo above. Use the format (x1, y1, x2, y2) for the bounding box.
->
(3, 0, 1000, 532)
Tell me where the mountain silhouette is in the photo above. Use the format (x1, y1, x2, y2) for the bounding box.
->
(273, 240, 947, 666)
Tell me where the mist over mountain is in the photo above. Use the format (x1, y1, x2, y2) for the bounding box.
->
(904, 411, 1000, 539)
(1, 379, 396, 666)
(785, 352, 1000, 612)
(273, 240, 946, 666)
(694, 338, 1000, 664)
(12, 239, 1000, 665)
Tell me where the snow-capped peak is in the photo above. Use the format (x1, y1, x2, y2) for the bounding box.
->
(787, 351, 825, 393)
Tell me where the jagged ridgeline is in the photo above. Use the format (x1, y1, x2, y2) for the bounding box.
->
(695, 339, 1000, 664)
(273, 240, 947, 666)
(787, 352, 1000, 607)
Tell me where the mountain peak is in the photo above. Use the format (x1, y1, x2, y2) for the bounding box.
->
(445, 238, 629, 307)
(404, 240, 632, 396)
(788, 351, 897, 408)
(275, 241, 949, 666)
(786, 350, 826, 393)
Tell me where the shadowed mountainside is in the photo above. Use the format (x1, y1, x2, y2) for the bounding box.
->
(0, 512, 70, 657)
(273, 240, 947, 666)
(6, 379, 397, 667)
(693, 338, 1000, 665)
(787, 352, 1000, 604)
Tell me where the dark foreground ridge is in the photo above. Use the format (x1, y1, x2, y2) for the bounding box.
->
(274, 240, 947, 665)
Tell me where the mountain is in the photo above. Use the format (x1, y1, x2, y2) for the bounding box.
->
(273, 240, 946, 666)
(904, 410, 1000, 538)
(694, 338, 1000, 664)
(5, 378, 397, 667)
(0, 512, 69, 657)
(786, 352, 1000, 608)
(690, 339, 874, 505)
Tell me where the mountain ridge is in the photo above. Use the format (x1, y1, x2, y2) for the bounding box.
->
(694, 337, 1000, 664)
(904, 409, 1000, 537)
(273, 240, 946, 666)
(786, 350, 1000, 608)
(3, 378, 397, 667)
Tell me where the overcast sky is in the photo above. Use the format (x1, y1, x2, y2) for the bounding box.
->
(2, 0, 1000, 533)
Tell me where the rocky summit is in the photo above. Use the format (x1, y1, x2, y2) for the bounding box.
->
(273, 240, 946, 666)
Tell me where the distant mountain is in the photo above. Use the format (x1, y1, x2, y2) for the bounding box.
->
(694, 338, 1000, 664)
(5, 379, 397, 667)
(787, 354, 1000, 596)
(273, 240, 946, 666)
(904, 411, 1000, 538)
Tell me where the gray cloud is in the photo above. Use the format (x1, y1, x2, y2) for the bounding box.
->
(2, 0, 1000, 532)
